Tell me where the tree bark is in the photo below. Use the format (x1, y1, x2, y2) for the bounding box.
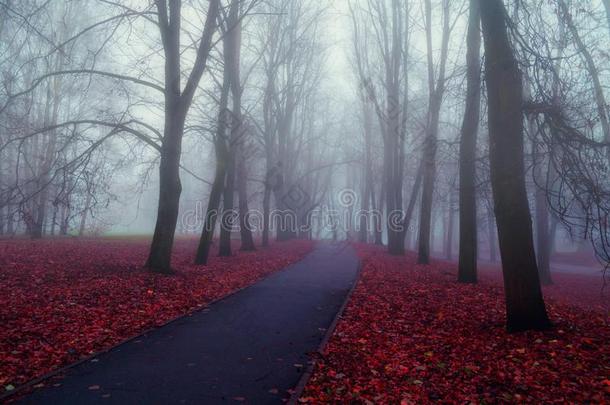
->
(445, 193, 455, 260)
(194, 63, 231, 265)
(147, 0, 219, 273)
(458, 0, 481, 283)
(78, 193, 92, 237)
(480, 0, 551, 332)
(535, 177, 553, 285)
(417, 0, 450, 264)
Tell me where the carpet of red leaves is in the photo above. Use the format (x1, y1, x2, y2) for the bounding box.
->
(301, 243, 610, 404)
(0, 238, 313, 389)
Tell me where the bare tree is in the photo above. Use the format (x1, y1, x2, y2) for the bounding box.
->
(145, 0, 220, 273)
(417, 0, 451, 264)
(480, 0, 551, 332)
(458, 0, 481, 283)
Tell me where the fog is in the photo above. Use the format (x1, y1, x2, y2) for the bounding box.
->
(1, 0, 609, 305)
(2, 1, 610, 402)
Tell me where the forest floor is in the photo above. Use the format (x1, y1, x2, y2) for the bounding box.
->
(0, 237, 313, 392)
(301, 243, 610, 404)
(14, 242, 359, 404)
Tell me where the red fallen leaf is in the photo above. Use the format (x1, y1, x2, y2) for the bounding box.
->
(0, 239, 313, 388)
(299, 243, 610, 404)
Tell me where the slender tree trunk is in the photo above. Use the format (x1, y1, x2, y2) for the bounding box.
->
(487, 206, 497, 263)
(549, 216, 558, 254)
(458, 0, 481, 283)
(359, 99, 373, 243)
(535, 182, 553, 285)
(237, 154, 255, 251)
(417, 106, 440, 264)
(418, 0, 450, 264)
(374, 176, 384, 246)
(262, 184, 271, 247)
(403, 161, 424, 239)
(371, 184, 383, 246)
(147, 111, 185, 273)
(195, 66, 230, 264)
(480, 0, 551, 332)
(147, 0, 219, 273)
(219, 129, 237, 257)
(195, 138, 227, 264)
(445, 194, 455, 260)
(223, 1, 255, 252)
(79, 193, 92, 236)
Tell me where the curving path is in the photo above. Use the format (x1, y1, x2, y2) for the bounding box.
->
(19, 242, 359, 405)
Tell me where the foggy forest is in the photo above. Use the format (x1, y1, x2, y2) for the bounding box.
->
(1, 0, 609, 403)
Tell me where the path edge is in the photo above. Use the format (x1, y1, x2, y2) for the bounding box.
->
(0, 244, 317, 403)
(288, 251, 363, 405)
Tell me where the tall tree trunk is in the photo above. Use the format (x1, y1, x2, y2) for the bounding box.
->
(403, 161, 424, 240)
(146, 4, 185, 272)
(225, 0, 255, 252)
(417, 0, 450, 264)
(219, 100, 237, 255)
(78, 193, 92, 237)
(359, 97, 374, 243)
(147, 0, 219, 272)
(195, 138, 227, 264)
(458, 0, 481, 283)
(262, 184, 271, 247)
(237, 153, 255, 251)
(480, 0, 551, 332)
(445, 193, 455, 260)
(374, 176, 384, 246)
(147, 112, 185, 273)
(535, 179, 553, 285)
(146, 5, 186, 272)
(195, 64, 231, 265)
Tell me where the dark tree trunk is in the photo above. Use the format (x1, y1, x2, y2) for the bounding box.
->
(237, 154, 255, 251)
(195, 69, 230, 265)
(417, 109, 439, 264)
(458, 0, 481, 283)
(549, 216, 558, 255)
(480, 0, 551, 332)
(224, 1, 255, 252)
(417, 0, 449, 265)
(147, 0, 219, 273)
(487, 205, 497, 263)
(402, 161, 424, 240)
(147, 113, 185, 273)
(359, 100, 374, 243)
(79, 193, 92, 237)
(219, 138, 236, 257)
(359, 167, 371, 243)
(195, 139, 226, 265)
(445, 195, 455, 260)
(535, 184, 553, 285)
(373, 176, 384, 246)
(262, 185, 271, 247)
